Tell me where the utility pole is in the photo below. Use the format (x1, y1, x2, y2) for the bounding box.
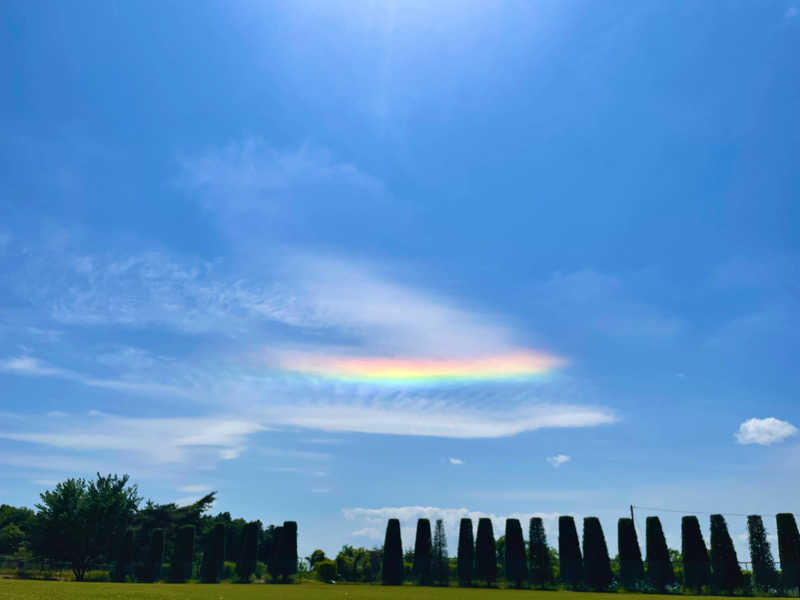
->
(630, 505, 635, 528)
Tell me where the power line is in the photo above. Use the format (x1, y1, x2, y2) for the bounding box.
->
(632, 505, 754, 518)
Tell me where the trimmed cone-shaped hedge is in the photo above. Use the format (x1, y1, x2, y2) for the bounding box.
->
(583, 517, 612, 591)
(432, 519, 449, 586)
(682, 516, 710, 592)
(618, 518, 644, 590)
(281, 521, 298, 578)
(382, 519, 404, 585)
(146, 528, 164, 583)
(559, 516, 583, 588)
(505, 518, 527, 587)
(413, 518, 433, 585)
(777, 513, 800, 592)
(748, 515, 778, 591)
(267, 526, 283, 581)
(646, 516, 674, 591)
(113, 528, 135, 582)
(169, 525, 195, 583)
(710, 514, 742, 594)
(457, 518, 475, 586)
(475, 517, 497, 586)
(200, 523, 225, 583)
(529, 517, 553, 588)
(236, 521, 259, 582)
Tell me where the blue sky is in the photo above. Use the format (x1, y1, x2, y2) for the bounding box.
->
(1, 1, 800, 560)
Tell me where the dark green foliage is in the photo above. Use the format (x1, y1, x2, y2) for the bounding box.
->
(112, 528, 135, 582)
(682, 516, 710, 592)
(559, 516, 583, 588)
(382, 519, 404, 585)
(504, 518, 527, 587)
(710, 514, 742, 593)
(583, 517, 612, 591)
(618, 518, 645, 590)
(200, 523, 224, 583)
(432, 519, 449, 586)
(148, 528, 164, 582)
(236, 521, 258, 582)
(316, 559, 337, 581)
(748, 515, 778, 591)
(457, 518, 474, 586)
(412, 518, 433, 585)
(475, 518, 497, 586)
(268, 526, 283, 581)
(646, 516, 674, 591)
(777, 513, 800, 592)
(281, 521, 298, 577)
(169, 524, 195, 582)
(529, 517, 554, 588)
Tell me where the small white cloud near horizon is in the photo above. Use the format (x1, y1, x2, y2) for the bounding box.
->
(177, 484, 213, 494)
(736, 418, 797, 446)
(547, 454, 571, 467)
(448, 457, 464, 465)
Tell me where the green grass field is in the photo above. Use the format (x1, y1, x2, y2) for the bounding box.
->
(0, 581, 769, 600)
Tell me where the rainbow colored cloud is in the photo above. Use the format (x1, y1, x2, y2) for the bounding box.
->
(276, 351, 565, 385)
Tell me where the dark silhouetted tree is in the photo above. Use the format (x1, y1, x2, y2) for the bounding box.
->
(777, 513, 800, 592)
(646, 516, 674, 591)
(475, 518, 497, 586)
(432, 519, 449, 586)
(529, 517, 553, 588)
(279, 521, 298, 582)
(147, 528, 164, 583)
(267, 526, 283, 581)
(505, 518, 527, 587)
(583, 517, 612, 591)
(200, 523, 224, 583)
(710, 514, 742, 594)
(457, 518, 474, 586)
(618, 518, 644, 590)
(169, 524, 195, 582)
(112, 528, 135, 582)
(559, 516, 583, 588)
(682, 516, 710, 592)
(413, 518, 433, 585)
(236, 521, 258, 582)
(382, 519, 404, 585)
(748, 515, 778, 591)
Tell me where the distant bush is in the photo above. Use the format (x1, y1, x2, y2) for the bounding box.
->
(316, 559, 337, 581)
(221, 561, 237, 580)
(84, 570, 111, 582)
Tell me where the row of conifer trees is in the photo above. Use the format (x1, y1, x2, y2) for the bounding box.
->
(379, 512, 800, 594)
(113, 521, 298, 583)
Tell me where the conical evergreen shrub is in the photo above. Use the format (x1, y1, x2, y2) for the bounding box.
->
(710, 514, 742, 594)
(236, 521, 258, 582)
(505, 518, 527, 587)
(748, 515, 778, 591)
(618, 518, 644, 590)
(432, 519, 449, 586)
(147, 528, 164, 583)
(457, 518, 474, 586)
(413, 518, 433, 585)
(682, 516, 710, 592)
(475, 517, 497, 586)
(646, 516, 674, 591)
(559, 516, 583, 588)
(281, 521, 298, 579)
(529, 517, 553, 588)
(777, 513, 800, 592)
(169, 525, 195, 582)
(200, 523, 224, 583)
(382, 519, 404, 585)
(583, 517, 612, 591)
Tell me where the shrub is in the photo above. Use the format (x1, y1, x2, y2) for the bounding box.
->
(84, 570, 111, 582)
(169, 525, 195, 583)
(529, 517, 554, 588)
(432, 519, 449, 586)
(221, 561, 236, 580)
(475, 517, 497, 586)
(382, 518, 404, 585)
(777, 513, 800, 592)
(316, 559, 337, 582)
(200, 523, 224, 583)
(583, 517, 612, 591)
(457, 518, 474, 586)
(236, 521, 258, 582)
(280, 521, 298, 580)
(618, 518, 644, 590)
(646, 516, 674, 591)
(559, 516, 583, 588)
(413, 518, 433, 585)
(505, 518, 527, 587)
(748, 515, 778, 591)
(710, 514, 742, 593)
(682, 516, 710, 592)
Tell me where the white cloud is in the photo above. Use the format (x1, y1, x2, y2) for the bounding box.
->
(735, 418, 797, 446)
(449, 457, 464, 465)
(177, 484, 213, 494)
(547, 454, 571, 467)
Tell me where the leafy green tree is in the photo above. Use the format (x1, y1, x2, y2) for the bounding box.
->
(0, 505, 35, 554)
(529, 517, 554, 588)
(457, 518, 474, 586)
(776, 513, 800, 592)
(413, 518, 433, 585)
(681, 516, 709, 592)
(169, 524, 195, 582)
(306, 549, 326, 569)
(618, 518, 644, 590)
(646, 516, 674, 591)
(748, 515, 778, 591)
(382, 518, 404, 585)
(505, 518, 527, 587)
(583, 517, 612, 591)
(316, 559, 337, 581)
(559, 516, 583, 588)
(34, 474, 140, 581)
(432, 519, 449, 586)
(236, 521, 258, 582)
(710, 514, 742, 593)
(475, 517, 496, 586)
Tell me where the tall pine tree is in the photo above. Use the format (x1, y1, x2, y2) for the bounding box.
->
(618, 518, 644, 590)
(457, 518, 474, 587)
(682, 516, 710, 592)
(475, 518, 497, 587)
(583, 517, 612, 591)
(559, 516, 583, 588)
(505, 518, 527, 587)
(413, 518, 433, 585)
(432, 519, 449, 586)
(382, 519, 404, 585)
(777, 513, 800, 592)
(710, 514, 742, 594)
(646, 516, 674, 591)
(748, 515, 778, 591)
(529, 517, 553, 588)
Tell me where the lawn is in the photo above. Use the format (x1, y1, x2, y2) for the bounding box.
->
(0, 581, 769, 600)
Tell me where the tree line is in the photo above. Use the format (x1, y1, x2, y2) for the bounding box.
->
(371, 513, 800, 595)
(0, 473, 298, 582)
